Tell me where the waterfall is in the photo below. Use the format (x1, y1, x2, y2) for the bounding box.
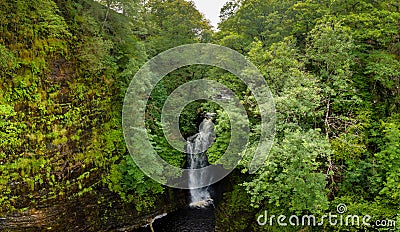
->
(185, 113, 216, 208)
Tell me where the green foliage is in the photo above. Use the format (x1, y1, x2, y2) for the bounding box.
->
(0, 44, 19, 76)
(78, 37, 115, 74)
(1, 0, 400, 230)
(106, 155, 164, 211)
(0, 104, 25, 150)
(306, 17, 360, 137)
(248, 37, 323, 130)
(243, 129, 330, 213)
(151, 128, 186, 168)
(178, 101, 203, 138)
(215, 181, 256, 232)
(213, 1, 400, 230)
(217, 0, 296, 48)
(207, 110, 231, 164)
(365, 51, 400, 113)
(0, 0, 172, 216)
(375, 117, 400, 204)
(144, 0, 212, 55)
(330, 125, 368, 161)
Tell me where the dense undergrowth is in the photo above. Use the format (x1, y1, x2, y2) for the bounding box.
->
(0, 0, 399, 231)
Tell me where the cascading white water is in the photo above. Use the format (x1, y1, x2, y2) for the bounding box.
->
(185, 113, 216, 208)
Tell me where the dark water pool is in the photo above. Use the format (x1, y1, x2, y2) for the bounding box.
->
(135, 207, 215, 232)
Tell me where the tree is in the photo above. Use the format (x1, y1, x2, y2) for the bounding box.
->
(306, 17, 358, 138)
(243, 129, 330, 214)
(144, 0, 211, 55)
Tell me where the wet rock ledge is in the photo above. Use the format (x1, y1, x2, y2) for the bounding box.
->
(0, 188, 187, 232)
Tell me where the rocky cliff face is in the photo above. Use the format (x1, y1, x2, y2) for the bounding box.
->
(0, 0, 187, 230)
(1, 188, 187, 231)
